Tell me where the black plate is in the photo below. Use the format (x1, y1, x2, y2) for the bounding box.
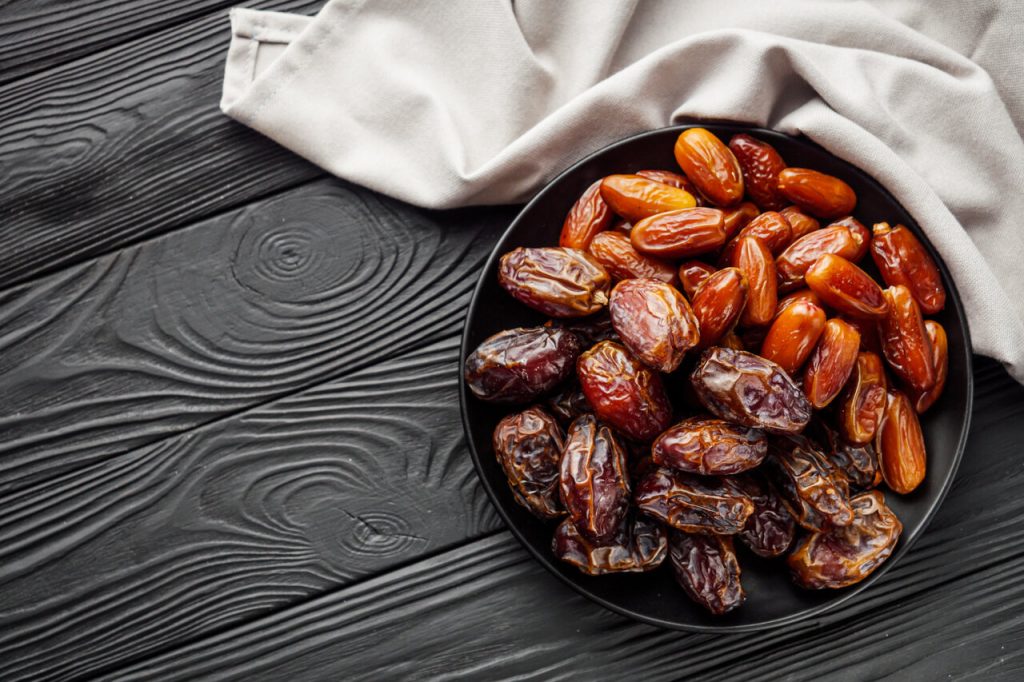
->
(459, 123, 972, 632)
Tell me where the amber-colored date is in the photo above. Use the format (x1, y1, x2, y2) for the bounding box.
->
(652, 416, 767, 475)
(730, 236, 778, 326)
(691, 347, 812, 434)
(634, 467, 754, 534)
(776, 224, 863, 292)
(788, 490, 901, 589)
(879, 285, 936, 392)
(678, 260, 717, 298)
(912, 320, 948, 414)
(609, 278, 700, 373)
(723, 211, 793, 260)
(465, 327, 581, 403)
(493, 407, 564, 519)
(729, 134, 787, 211)
(842, 315, 882, 355)
(732, 473, 796, 558)
(553, 513, 667, 576)
(838, 352, 888, 444)
(577, 341, 673, 442)
(871, 222, 946, 314)
(560, 414, 630, 543)
(690, 267, 748, 349)
(636, 169, 701, 198)
(588, 231, 678, 285)
(499, 247, 611, 318)
(600, 174, 697, 222)
(760, 299, 826, 374)
(630, 207, 727, 259)
(669, 531, 745, 615)
(809, 419, 882, 490)
(803, 318, 861, 409)
(876, 390, 927, 494)
(775, 289, 823, 317)
(674, 128, 745, 207)
(722, 201, 760, 239)
(763, 435, 854, 531)
(805, 254, 889, 319)
(560, 179, 613, 250)
(828, 216, 870, 261)
(777, 168, 856, 219)
(780, 205, 820, 240)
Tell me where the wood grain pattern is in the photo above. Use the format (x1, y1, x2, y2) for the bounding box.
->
(0, 178, 512, 488)
(0, 334, 503, 681)
(105, 358, 1024, 682)
(0, 0, 324, 286)
(0, 0, 237, 84)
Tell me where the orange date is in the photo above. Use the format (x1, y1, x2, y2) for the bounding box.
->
(777, 168, 857, 219)
(803, 318, 861, 409)
(760, 300, 827, 375)
(600, 174, 697, 222)
(876, 390, 927, 494)
(838, 351, 888, 444)
(879, 285, 936, 393)
(631, 207, 727, 259)
(677, 260, 717, 298)
(910, 320, 948, 413)
(560, 179, 613, 250)
(776, 224, 863, 292)
(588, 231, 678, 285)
(805, 254, 889, 319)
(674, 128, 745, 207)
(871, 222, 946, 314)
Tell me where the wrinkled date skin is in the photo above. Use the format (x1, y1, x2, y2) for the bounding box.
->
(722, 201, 760, 240)
(600, 174, 697, 222)
(777, 168, 857, 219)
(731, 236, 778, 326)
(630, 207, 727, 259)
(609, 278, 700, 373)
(760, 299, 827, 374)
(493, 407, 565, 519)
(499, 247, 611, 318)
(553, 513, 667, 576)
(669, 531, 746, 615)
(690, 267, 748, 349)
(809, 419, 883, 490)
(876, 390, 927, 494)
(552, 312, 619, 347)
(691, 347, 812, 434)
(723, 211, 794, 261)
(678, 260, 717, 298)
(636, 168, 702, 198)
(871, 222, 946, 315)
(652, 416, 768, 475)
(729, 134, 787, 211)
(465, 326, 582, 403)
(763, 435, 854, 531)
(838, 351, 888, 444)
(788, 490, 902, 589)
(588, 231, 678, 285)
(545, 382, 592, 425)
(634, 467, 754, 534)
(879, 285, 936, 392)
(776, 224, 863, 292)
(780, 205, 820, 240)
(912, 320, 948, 414)
(577, 341, 673, 442)
(560, 179, 613, 250)
(803, 318, 861, 409)
(674, 128, 745, 207)
(732, 473, 796, 558)
(560, 415, 631, 543)
(805, 254, 889, 320)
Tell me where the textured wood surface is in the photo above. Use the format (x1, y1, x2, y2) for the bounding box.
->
(0, 0, 324, 287)
(107, 359, 1024, 682)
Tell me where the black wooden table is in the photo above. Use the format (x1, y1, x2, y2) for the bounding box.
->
(2, 3, 1023, 680)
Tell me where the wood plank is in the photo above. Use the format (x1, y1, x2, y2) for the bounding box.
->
(0, 0, 237, 85)
(0, 178, 513, 487)
(104, 358, 1024, 682)
(0, 334, 504, 681)
(0, 0, 325, 287)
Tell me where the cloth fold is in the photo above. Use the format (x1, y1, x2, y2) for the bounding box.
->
(220, 0, 1024, 382)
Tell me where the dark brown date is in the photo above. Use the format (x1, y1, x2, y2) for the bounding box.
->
(499, 247, 611, 318)
(493, 407, 564, 519)
(635, 467, 754, 534)
(763, 435, 854, 531)
(691, 347, 812, 434)
(609, 278, 700, 373)
(577, 341, 673, 442)
(732, 473, 796, 558)
(553, 513, 667, 576)
(587, 231, 678, 285)
(465, 326, 581, 403)
(560, 179, 613, 250)
(549, 312, 619, 347)
(669, 531, 745, 615)
(808, 419, 883, 490)
(788, 490, 902, 589)
(729, 133, 787, 211)
(652, 416, 767, 475)
(559, 415, 630, 543)
(545, 382, 592, 425)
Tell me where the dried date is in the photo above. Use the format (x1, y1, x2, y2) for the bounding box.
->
(760, 299, 827, 374)
(553, 513, 667, 575)
(635, 467, 754, 534)
(674, 128, 745, 207)
(911, 320, 948, 414)
(600, 174, 697, 222)
(560, 415, 631, 543)
(879, 285, 936, 392)
(690, 267, 748, 348)
(776, 224, 863, 292)
(876, 390, 927, 494)
(730, 235, 778, 326)
(804, 254, 888, 319)
(499, 247, 611, 317)
(609, 278, 700, 372)
(729, 134, 787, 211)
(732, 473, 796, 558)
(871, 222, 946, 314)
(588, 231, 678, 285)
(763, 435, 854, 531)
(560, 179, 613, 250)
(493, 407, 564, 519)
(669, 531, 745, 615)
(803, 318, 861, 409)
(678, 260, 717, 298)
(808, 419, 882, 490)
(777, 168, 856, 219)
(838, 351, 888, 444)
(630, 207, 727, 259)
(465, 326, 581, 403)
(652, 416, 768, 475)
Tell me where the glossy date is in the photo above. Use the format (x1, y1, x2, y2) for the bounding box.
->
(635, 467, 754, 534)
(553, 513, 667, 576)
(465, 326, 581, 403)
(652, 416, 767, 475)
(669, 531, 745, 615)
(560, 179, 613, 250)
(871, 222, 946, 314)
(763, 434, 854, 531)
(493, 407, 565, 519)
(690, 267, 748, 348)
(499, 247, 611, 317)
(560, 414, 631, 543)
(588, 231, 678, 285)
(609, 278, 700, 373)
(600, 174, 697, 222)
(729, 133, 787, 211)
(674, 128, 745, 207)
(732, 473, 796, 558)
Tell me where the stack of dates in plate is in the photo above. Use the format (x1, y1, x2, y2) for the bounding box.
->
(465, 128, 948, 614)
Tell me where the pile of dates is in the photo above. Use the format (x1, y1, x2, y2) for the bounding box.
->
(465, 128, 948, 615)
